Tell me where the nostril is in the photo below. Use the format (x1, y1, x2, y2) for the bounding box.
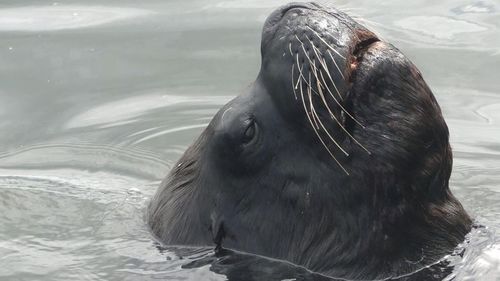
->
(353, 37, 380, 58)
(349, 37, 380, 82)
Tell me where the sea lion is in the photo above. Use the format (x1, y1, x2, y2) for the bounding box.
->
(147, 2, 471, 279)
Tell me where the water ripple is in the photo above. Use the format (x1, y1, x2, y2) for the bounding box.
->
(131, 124, 209, 145)
(0, 143, 170, 180)
(65, 94, 231, 129)
(0, 5, 152, 32)
(394, 16, 487, 40)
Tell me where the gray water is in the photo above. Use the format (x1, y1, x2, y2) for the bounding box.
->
(0, 0, 499, 280)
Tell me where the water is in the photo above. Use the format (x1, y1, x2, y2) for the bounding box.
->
(0, 0, 499, 280)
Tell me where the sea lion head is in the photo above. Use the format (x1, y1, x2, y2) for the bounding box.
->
(148, 2, 471, 279)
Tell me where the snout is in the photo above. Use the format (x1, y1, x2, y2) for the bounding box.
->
(263, 2, 318, 29)
(260, 2, 380, 94)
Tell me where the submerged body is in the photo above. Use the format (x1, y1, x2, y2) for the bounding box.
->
(148, 2, 471, 279)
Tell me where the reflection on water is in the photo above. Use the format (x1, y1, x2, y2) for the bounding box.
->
(65, 94, 230, 129)
(0, 6, 152, 31)
(0, 0, 499, 280)
(394, 16, 486, 40)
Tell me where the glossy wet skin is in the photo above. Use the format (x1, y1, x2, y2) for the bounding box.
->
(148, 2, 471, 279)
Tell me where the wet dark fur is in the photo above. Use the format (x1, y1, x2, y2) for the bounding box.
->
(148, 2, 471, 280)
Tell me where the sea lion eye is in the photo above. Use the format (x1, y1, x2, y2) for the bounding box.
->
(242, 119, 257, 144)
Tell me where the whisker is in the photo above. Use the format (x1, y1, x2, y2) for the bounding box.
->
(298, 69, 349, 175)
(299, 67, 320, 133)
(307, 72, 320, 130)
(306, 26, 346, 60)
(295, 54, 305, 90)
(308, 37, 345, 99)
(346, 13, 367, 20)
(294, 41, 319, 96)
(310, 60, 338, 117)
(318, 71, 366, 129)
(325, 48, 346, 81)
(315, 73, 370, 154)
(296, 39, 364, 128)
(295, 35, 318, 73)
(321, 52, 345, 100)
(310, 63, 349, 156)
(291, 64, 298, 100)
(296, 53, 317, 128)
(351, 16, 381, 28)
(296, 57, 363, 130)
(297, 71, 319, 96)
(338, 7, 363, 12)
(298, 69, 314, 129)
(285, 8, 374, 171)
